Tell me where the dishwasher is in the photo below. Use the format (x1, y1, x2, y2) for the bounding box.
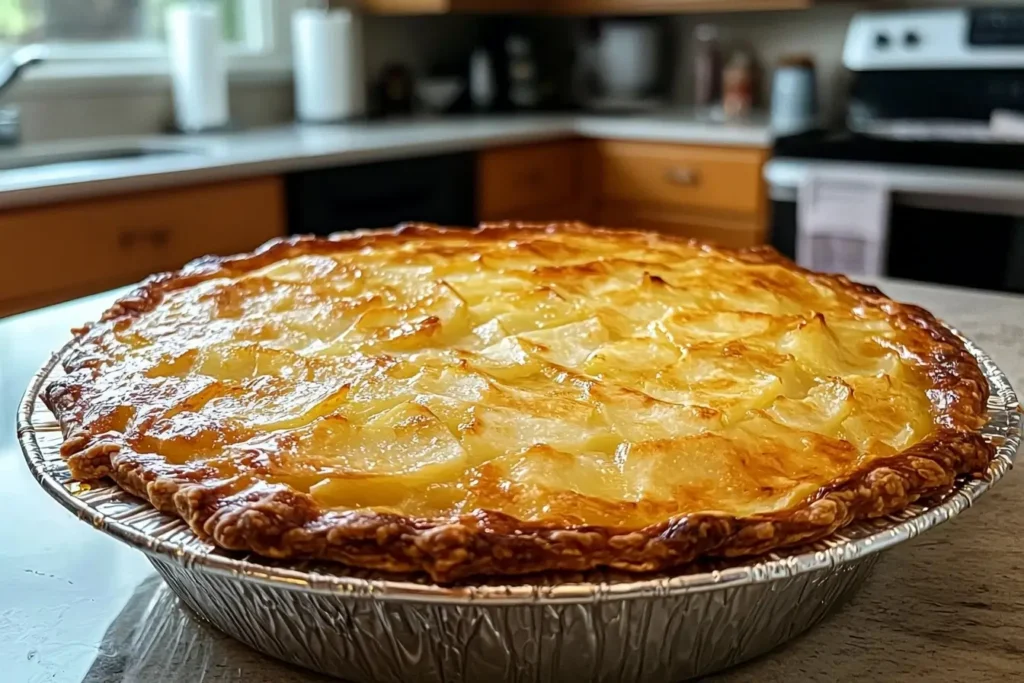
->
(285, 152, 476, 236)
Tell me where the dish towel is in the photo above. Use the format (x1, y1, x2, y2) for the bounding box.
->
(797, 170, 891, 276)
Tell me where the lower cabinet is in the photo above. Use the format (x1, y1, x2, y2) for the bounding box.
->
(586, 139, 768, 246)
(477, 139, 768, 245)
(2, 137, 768, 319)
(0, 176, 286, 318)
(477, 141, 585, 224)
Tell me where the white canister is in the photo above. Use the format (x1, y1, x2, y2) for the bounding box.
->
(166, 4, 229, 133)
(292, 9, 365, 123)
(770, 56, 818, 136)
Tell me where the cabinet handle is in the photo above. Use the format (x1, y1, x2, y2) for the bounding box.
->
(149, 227, 170, 247)
(665, 167, 699, 186)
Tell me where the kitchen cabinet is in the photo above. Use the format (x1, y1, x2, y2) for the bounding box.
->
(477, 141, 584, 223)
(547, 0, 810, 13)
(476, 137, 768, 246)
(359, 0, 809, 14)
(358, 0, 540, 13)
(0, 176, 286, 318)
(585, 140, 768, 247)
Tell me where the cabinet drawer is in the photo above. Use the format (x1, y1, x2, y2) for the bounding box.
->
(590, 140, 765, 217)
(0, 176, 285, 315)
(478, 141, 581, 220)
(596, 201, 765, 248)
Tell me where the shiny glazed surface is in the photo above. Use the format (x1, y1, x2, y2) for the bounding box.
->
(53, 226, 946, 529)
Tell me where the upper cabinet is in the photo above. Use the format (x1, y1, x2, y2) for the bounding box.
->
(547, 0, 809, 13)
(358, 0, 538, 13)
(358, 0, 810, 14)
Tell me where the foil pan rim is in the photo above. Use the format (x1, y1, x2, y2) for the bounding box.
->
(19, 330, 1021, 604)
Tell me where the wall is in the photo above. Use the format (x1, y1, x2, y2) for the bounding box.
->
(362, 14, 482, 82)
(12, 80, 294, 143)
(673, 0, 1024, 126)
(673, 4, 859, 125)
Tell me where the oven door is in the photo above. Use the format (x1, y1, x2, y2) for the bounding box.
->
(766, 159, 1024, 293)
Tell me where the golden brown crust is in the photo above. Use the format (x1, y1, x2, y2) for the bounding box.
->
(42, 223, 994, 582)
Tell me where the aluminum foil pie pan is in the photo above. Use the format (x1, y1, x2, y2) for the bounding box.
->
(19, 331, 1021, 683)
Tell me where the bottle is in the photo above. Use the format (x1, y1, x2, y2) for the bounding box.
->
(693, 24, 721, 120)
(722, 51, 754, 121)
(469, 47, 496, 112)
(770, 55, 817, 135)
(506, 35, 539, 110)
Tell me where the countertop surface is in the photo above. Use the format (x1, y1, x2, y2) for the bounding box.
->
(1, 276, 1022, 682)
(0, 113, 772, 211)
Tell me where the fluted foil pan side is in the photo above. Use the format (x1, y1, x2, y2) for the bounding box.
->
(151, 554, 876, 682)
(19, 330, 1020, 682)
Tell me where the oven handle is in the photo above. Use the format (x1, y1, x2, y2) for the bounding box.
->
(765, 157, 1024, 215)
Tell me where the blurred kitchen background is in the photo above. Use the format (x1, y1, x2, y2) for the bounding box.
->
(2, 0, 1024, 318)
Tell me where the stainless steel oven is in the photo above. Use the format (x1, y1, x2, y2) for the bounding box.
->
(766, 7, 1024, 294)
(767, 159, 1024, 293)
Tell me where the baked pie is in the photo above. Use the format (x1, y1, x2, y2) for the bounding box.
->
(44, 223, 993, 581)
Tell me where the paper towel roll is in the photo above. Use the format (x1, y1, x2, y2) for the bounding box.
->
(292, 9, 365, 123)
(166, 4, 229, 132)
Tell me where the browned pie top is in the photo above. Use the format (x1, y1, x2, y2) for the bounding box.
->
(44, 223, 992, 581)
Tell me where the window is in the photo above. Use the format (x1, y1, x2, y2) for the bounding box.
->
(0, 0, 303, 80)
(0, 1, 252, 45)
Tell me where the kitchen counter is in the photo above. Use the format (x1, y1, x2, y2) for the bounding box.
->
(1, 278, 1021, 683)
(0, 113, 772, 211)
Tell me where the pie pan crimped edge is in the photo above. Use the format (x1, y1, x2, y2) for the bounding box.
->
(18, 327, 1020, 682)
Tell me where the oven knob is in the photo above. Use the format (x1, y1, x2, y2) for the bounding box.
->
(875, 32, 891, 49)
(904, 31, 921, 47)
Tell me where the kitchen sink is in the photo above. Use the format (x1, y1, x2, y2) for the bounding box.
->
(0, 142, 201, 172)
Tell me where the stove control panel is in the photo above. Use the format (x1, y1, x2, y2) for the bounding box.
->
(844, 8, 1024, 71)
(971, 8, 1024, 46)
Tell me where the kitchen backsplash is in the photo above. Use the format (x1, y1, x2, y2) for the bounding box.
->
(10, 1, 1024, 142)
(15, 82, 295, 143)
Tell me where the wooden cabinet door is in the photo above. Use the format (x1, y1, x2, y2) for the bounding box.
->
(359, 0, 540, 13)
(359, 0, 809, 13)
(477, 141, 584, 223)
(595, 202, 765, 248)
(585, 139, 768, 247)
(0, 176, 286, 317)
(590, 140, 766, 219)
(547, 0, 809, 13)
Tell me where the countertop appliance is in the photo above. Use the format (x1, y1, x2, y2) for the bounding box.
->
(577, 19, 667, 112)
(767, 7, 1024, 293)
(769, 55, 817, 136)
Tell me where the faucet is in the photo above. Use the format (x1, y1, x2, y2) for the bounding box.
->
(0, 44, 48, 146)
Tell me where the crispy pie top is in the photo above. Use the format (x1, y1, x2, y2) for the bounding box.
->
(44, 223, 993, 581)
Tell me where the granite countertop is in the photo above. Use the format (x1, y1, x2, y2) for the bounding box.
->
(0, 113, 773, 211)
(1, 277, 1022, 682)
